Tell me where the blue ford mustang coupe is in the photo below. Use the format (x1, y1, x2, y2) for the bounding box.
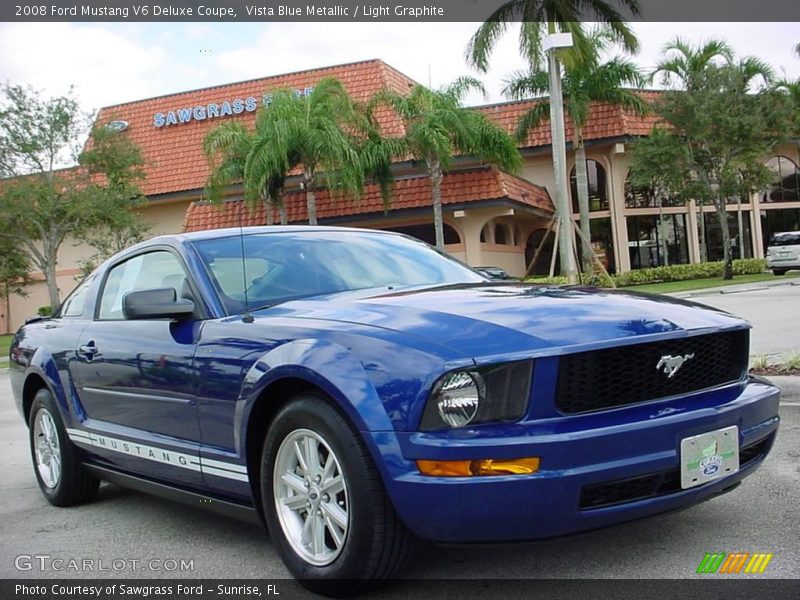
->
(10, 227, 780, 594)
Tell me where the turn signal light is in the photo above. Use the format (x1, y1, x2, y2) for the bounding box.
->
(416, 457, 540, 477)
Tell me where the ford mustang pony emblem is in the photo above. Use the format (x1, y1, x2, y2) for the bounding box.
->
(657, 353, 695, 378)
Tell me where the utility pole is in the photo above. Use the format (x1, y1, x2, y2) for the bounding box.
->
(544, 33, 579, 284)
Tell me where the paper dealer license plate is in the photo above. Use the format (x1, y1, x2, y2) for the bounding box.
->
(680, 425, 739, 489)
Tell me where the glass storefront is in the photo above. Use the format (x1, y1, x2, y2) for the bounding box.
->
(624, 182, 685, 208)
(570, 159, 608, 212)
(576, 217, 616, 273)
(703, 210, 753, 261)
(627, 214, 689, 269)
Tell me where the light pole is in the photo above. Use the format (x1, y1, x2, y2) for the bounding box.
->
(543, 32, 578, 284)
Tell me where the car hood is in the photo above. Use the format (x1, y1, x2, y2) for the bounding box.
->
(264, 283, 748, 361)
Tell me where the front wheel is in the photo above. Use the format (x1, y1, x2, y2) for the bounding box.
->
(772, 269, 787, 276)
(261, 394, 412, 596)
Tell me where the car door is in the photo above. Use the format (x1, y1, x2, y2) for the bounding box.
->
(71, 248, 205, 487)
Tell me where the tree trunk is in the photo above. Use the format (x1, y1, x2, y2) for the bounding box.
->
(42, 252, 60, 311)
(573, 143, 592, 273)
(698, 203, 708, 263)
(263, 194, 274, 226)
(278, 200, 288, 225)
(304, 168, 317, 225)
(717, 201, 733, 280)
(428, 158, 445, 250)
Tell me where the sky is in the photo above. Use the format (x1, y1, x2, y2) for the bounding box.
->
(0, 21, 798, 114)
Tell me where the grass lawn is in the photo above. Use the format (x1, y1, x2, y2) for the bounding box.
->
(621, 271, 800, 295)
(0, 333, 12, 367)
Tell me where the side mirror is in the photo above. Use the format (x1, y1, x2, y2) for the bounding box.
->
(122, 288, 195, 320)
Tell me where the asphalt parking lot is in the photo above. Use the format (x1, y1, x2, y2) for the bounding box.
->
(0, 369, 798, 586)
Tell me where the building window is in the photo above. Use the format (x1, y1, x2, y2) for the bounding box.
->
(494, 223, 510, 245)
(624, 179, 685, 208)
(570, 159, 608, 212)
(760, 208, 800, 250)
(763, 156, 800, 203)
(704, 211, 753, 261)
(627, 214, 689, 269)
(576, 217, 616, 274)
(525, 228, 557, 276)
(381, 223, 461, 245)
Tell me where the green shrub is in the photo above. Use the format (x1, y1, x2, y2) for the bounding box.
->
(525, 259, 766, 288)
(37, 306, 53, 317)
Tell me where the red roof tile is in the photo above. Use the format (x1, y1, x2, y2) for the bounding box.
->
(182, 167, 553, 232)
(476, 91, 661, 148)
(95, 59, 417, 197)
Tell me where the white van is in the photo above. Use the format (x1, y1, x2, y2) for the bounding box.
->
(766, 231, 800, 275)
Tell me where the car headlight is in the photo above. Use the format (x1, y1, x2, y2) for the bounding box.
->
(420, 360, 533, 431)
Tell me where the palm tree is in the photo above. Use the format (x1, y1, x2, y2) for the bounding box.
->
(247, 77, 380, 225)
(653, 38, 735, 91)
(203, 121, 288, 225)
(504, 27, 647, 271)
(375, 77, 522, 249)
(466, 0, 640, 72)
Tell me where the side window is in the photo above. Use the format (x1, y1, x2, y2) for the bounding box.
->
(98, 251, 188, 320)
(60, 275, 95, 318)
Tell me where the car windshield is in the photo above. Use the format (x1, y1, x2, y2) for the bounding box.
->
(769, 232, 800, 246)
(193, 230, 485, 313)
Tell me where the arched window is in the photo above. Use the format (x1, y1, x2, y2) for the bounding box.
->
(570, 159, 608, 212)
(623, 176, 684, 208)
(494, 223, 510, 245)
(763, 156, 800, 203)
(382, 223, 461, 245)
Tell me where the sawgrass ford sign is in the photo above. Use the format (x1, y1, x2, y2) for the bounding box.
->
(153, 87, 313, 127)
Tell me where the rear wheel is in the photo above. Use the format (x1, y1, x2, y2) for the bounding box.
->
(28, 388, 99, 506)
(772, 269, 787, 276)
(261, 394, 412, 596)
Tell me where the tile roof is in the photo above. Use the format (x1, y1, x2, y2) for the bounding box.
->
(95, 59, 417, 197)
(476, 91, 661, 148)
(182, 167, 553, 233)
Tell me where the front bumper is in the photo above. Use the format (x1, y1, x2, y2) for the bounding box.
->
(374, 379, 779, 542)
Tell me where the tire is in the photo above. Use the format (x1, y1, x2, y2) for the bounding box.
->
(260, 394, 413, 596)
(772, 269, 787, 276)
(28, 388, 99, 507)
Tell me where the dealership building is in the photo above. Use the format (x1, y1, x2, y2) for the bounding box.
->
(2, 58, 799, 332)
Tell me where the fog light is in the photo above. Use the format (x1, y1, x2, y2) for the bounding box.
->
(416, 457, 540, 477)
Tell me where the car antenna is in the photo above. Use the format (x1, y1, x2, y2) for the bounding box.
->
(239, 207, 254, 323)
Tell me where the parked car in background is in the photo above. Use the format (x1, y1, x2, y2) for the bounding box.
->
(766, 231, 800, 275)
(10, 227, 780, 595)
(474, 265, 516, 280)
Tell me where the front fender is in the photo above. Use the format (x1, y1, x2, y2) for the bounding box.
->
(237, 339, 411, 481)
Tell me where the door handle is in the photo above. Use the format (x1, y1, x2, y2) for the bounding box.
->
(78, 342, 98, 359)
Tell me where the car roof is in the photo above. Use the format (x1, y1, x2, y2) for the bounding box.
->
(150, 225, 401, 245)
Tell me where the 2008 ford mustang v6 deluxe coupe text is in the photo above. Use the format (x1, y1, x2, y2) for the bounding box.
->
(10, 227, 780, 594)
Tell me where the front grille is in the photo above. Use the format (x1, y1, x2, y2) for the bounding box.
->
(555, 329, 749, 414)
(579, 435, 772, 510)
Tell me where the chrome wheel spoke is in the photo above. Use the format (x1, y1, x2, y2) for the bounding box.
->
(322, 475, 344, 496)
(281, 472, 307, 496)
(293, 440, 308, 475)
(282, 494, 307, 511)
(312, 512, 326, 555)
(324, 515, 343, 549)
(322, 501, 347, 530)
(304, 436, 321, 478)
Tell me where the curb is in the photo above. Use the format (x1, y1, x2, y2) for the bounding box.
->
(762, 375, 800, 402)
(671, 279, 800, 299)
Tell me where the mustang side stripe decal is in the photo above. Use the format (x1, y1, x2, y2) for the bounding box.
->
(65, 428, 247, 482)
